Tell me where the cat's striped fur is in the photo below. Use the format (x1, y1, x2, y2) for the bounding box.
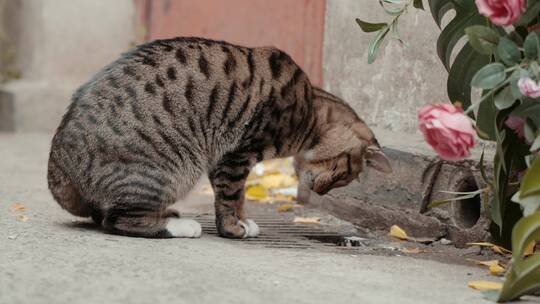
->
(47, 37, 391, 239)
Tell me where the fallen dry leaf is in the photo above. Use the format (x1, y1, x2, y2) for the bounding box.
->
(524, 241, 536, 256)
(277, 204, 294, 212)
(489, 264, 506, 276)
(273, 193, 295, 203)
(16, 215, 29, 222)
(468, 280, 503, 291)
(475, 260, 501, 267)
(9, 203, 26, 212)
(294, 217, 321, 224)
(245, 184, 269, 202)
(389, 225, 409, 240)
(259, 173, 297, 189)
(467, 242, 512, 255)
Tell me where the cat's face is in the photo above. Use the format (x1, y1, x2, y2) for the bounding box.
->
(294, 148, 363, 195)
(294, 126, 392, 195)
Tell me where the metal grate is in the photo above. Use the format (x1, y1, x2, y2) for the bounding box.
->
(188, 213, 373, 252)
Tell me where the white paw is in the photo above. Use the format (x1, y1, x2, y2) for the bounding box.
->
(166, 218, 202, 238)
(239, 219, 260, 238)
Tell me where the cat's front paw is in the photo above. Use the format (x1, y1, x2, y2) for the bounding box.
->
(239, 219, 260, 238)
(166, 218, 202, 238)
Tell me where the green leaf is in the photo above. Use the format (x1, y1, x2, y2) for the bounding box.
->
(512, 100, 540, 128)
(494, 86, 516, 110)
(521, 157, 540, 198)
(515, 1, 540, 27)
(510, 68, 527, 99)
(471, 63, 506, 89)
(524, 32, 540, 60)
(477, 93, 498, 140)
(497, 37, 521, 66)
(379, 1, 404, 16)
(498, 212, 540, 302)
(367, 26, 390, 64)
(531, 135, 540, 152)
(355, 19, 388, 33)
(479, 149, 492, 187)
(512, 191, 540, 217)
(465, 25, 500, 55)
(435, 1, 487, 70)
(413, 0, 424, 10)
(428, 0, 454, 28)
(447, 44, 490, 109)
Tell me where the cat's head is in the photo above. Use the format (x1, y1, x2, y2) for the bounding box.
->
(294, 124, 392, 195)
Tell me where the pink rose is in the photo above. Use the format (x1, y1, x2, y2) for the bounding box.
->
(505, 116, 527, 140)
(518, 77, 540, 98)
(418, 104, 476, 161)
(475, 0, 526, 26)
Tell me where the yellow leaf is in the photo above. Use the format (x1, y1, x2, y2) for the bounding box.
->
(468, 280, 503, 291)
(474, 260, 499, 267)
(245, 185, 269, 202)
(466, 242, 512, 255)
(277, 204, 294, 212)
(524, 241, 536, 256)
(489, 264, 506, 276)
(294, 217, 321, 224)
(273, 193, 295, 202)
(278, 204, 301, 212)
(259, 173, 297, 189)
(389, 225, 409, 240)
(9, 203, 26, 212)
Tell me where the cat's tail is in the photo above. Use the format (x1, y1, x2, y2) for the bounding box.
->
(47, 149, 93, 218)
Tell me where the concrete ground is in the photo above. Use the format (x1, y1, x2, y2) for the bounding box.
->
(0, 133, 528, 304)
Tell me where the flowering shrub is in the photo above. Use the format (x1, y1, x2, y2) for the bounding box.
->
(358, 0, 540, 301)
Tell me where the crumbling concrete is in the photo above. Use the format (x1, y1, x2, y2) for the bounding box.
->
(300, 128, 494, 248)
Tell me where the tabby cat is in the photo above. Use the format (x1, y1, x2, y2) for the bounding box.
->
(47, 37, 392, 239)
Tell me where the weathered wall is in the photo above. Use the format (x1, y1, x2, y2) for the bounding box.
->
(0, 0, 135, 131)
(323, 0, 448, 134)
(134, 0, 326, 86)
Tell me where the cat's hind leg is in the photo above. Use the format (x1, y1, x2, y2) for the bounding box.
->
(209, 153, 260, 239)
(97, 168, 202, 238)
(102, 206, 202, 238)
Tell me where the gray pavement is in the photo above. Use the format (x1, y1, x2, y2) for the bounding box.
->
(0, 133, 506, 304)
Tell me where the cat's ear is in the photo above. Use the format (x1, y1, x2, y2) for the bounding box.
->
(303, 125, 361, 161)
(365, 145, 392, 173)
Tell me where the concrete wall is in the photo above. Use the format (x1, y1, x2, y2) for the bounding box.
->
(0, 0, 135, 131)
(323, 0, 448, 134)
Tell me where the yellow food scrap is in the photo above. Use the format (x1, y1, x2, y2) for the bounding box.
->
(294, 217, 321, 224)
(468, 281, 503, 291)
(389, 225, 409, 240)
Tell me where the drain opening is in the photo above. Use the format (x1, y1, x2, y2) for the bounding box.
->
(304, 235, 366, 247)
(452, 175, 481, 228)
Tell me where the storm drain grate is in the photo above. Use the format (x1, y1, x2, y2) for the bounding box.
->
(187, 213, 373, 252)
